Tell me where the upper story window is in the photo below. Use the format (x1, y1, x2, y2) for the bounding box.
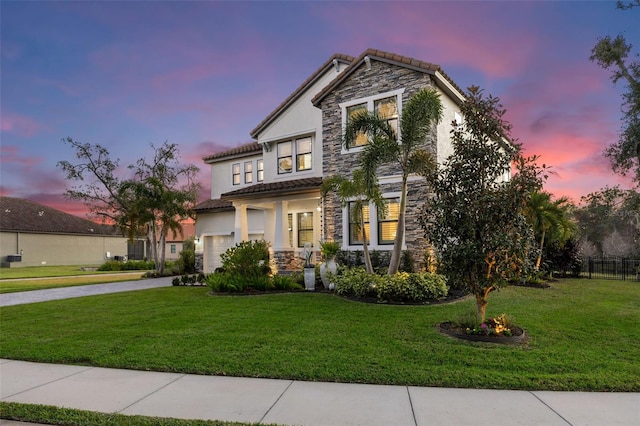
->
(340, 89, 404, 153)
(244, 161, 253, 184)
(232, 163, 241, 185)
(278, 136, 313, 174)
(257, 159, 264, 182)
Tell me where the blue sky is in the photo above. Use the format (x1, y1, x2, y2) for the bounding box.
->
(1, 1, 638, 216)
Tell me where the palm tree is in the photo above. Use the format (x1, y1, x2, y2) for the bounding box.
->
(525, 191, 575, 271)
(344, 88, 443, 274)
(321, 169, 386, 274)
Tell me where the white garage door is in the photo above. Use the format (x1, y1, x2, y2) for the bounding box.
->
(205, 235, 234, 272)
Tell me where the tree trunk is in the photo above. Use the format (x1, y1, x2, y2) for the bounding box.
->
(361, 208, 374, 274)
(535, 229, 546, 271)
(388, 177, 408, 275)
(158, 228, 166, 275)
(475, 285, 494, 323)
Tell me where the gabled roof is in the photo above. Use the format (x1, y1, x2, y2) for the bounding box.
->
(311, 48, 465, 106)
(203, 141, 262, 163)
(193, 198, 234, 212)
(221, 177, 322, 199)
(250, 53, 354, 139)
(0, 196, 119, 236)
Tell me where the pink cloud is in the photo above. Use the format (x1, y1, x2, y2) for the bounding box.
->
(0, 112, 43, 137)
(0, 145, 41, 168)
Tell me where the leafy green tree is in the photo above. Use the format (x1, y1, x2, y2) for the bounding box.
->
(343, 88, 443, 275)
(58, 138, 201, 274)
(574, 185, 640, 256)
(420, 86, 545, 322)
(321, 169, 386, 274)
(525, 191, 575, 271)
(590, 1, 640, 183)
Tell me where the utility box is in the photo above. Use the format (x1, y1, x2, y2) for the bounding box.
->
(6, 255, 22, 262)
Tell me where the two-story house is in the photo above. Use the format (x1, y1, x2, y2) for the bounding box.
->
(194, 49, 465, 273)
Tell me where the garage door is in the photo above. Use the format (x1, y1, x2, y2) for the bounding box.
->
(205, 235, 234, 272)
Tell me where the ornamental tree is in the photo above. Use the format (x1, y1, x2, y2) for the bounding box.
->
(420, 86, 545, 321)
(58, 138, 201, 274)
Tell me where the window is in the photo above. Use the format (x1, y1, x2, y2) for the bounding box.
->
(232, 163, 241, 185)
(374, 96, 398, 136)
(346, 103, 368, 147)
(244, 161, 253, 184)
(170, 244, 176, 254)
(378, 198, 400, 245)
(297, 212, 313, 247)
(278, 137, 313, 174)
(454, 111, 462, 126)
(278, 141, 292, 174)
(288, 213, 293, 247)
(257, 159, 264, 182)
(341, 89, 404, 151)
(296, 137, 312, 171)
(348, 202, 370, 245)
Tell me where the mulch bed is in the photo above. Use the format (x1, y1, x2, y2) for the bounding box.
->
(438, 321, 528, 345)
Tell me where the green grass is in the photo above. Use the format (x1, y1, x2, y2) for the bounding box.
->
(0, 402, 267, 426)
(0, 273, 146, 293)
(1, 279, 638, 391)
(0, 265, 147, 293)
(0, 265, 112, 279)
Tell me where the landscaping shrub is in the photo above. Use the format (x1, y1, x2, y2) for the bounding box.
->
(98, 259, 155, 271)
(272, 274, 303, 291)
(334, 268, 448, 303)
(334, 267, 381, 298)
(207, 272, 246, 293)
(376, 272, 448, 303)
(220, 240, 271, 278)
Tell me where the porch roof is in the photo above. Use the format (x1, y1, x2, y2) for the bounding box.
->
(221, 177, 322, 199)
(193, 198, 234, 212)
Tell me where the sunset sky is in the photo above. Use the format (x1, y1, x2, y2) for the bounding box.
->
(1, 1, 638, 218)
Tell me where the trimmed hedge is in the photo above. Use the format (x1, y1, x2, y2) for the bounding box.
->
(334, 268, 448, 303)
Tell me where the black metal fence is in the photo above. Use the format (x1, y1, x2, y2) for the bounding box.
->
(581, 257, 640, 281)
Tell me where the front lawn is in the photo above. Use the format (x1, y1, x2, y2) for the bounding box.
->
(1, 279, 638, 391)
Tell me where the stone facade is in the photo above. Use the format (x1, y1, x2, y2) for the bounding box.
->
(319, 59, 439, 270)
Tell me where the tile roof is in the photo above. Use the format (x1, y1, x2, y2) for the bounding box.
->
(0, 196, 120, 236)
(311, 48, 465, 106)
(221, 177, 322, 199)
(193, 198, 234, 212)
(250, 53, 354, 139)
(202, 141, 262, 163)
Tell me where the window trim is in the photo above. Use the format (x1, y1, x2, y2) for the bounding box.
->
(232, 163, 241, 186)
(339, 88, 405, 154)
(297, 211, 314, 248)
(342, 192, 404, 251)
(244, 161, 253, 184)
(276, 135, 313, 175)
(257, 159, 264, 182)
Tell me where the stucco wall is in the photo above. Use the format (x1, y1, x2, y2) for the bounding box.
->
(0, 231, 128, 267)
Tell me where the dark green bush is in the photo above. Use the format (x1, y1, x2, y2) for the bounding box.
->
(272, 274, 303, 291)
(98, 259, 155, 271)
(220, 240, 271, 278)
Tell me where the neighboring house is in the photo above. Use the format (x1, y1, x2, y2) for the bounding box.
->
(0, 196, 129, 267)
(164, 222, 196, 261)
(194, 49, 466, 273)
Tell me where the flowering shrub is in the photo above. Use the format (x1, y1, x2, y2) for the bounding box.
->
(466, 313, 513, 337)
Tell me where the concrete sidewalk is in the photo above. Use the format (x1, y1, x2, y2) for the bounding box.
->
(1, 359, 638, 426)
(0, 277, 173, 307)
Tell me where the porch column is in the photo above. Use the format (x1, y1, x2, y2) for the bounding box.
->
(273, 200, 289, 250)
(234, 203, 248, 243)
